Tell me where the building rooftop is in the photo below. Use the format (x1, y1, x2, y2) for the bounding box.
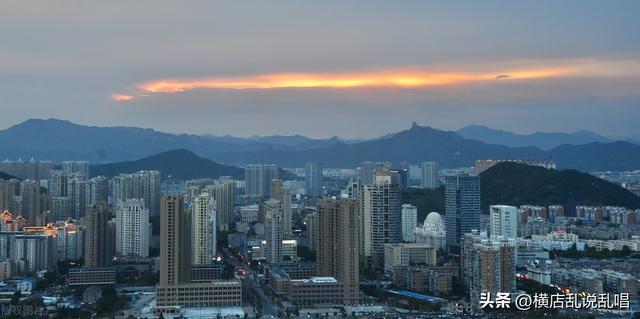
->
(310, 277, 337, 283)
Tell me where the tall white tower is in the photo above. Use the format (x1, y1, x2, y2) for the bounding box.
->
(116, 198, 150, 257)
(192, 193, 217, 265)
(401, 204, 418, 242)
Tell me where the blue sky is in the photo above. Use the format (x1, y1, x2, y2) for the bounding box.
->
(1, 1, 639, 138)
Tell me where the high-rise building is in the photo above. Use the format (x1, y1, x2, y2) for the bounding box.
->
(489, 205, 518, 240)
(159, 195, 192, 286)
(548, 205, 564, 223)
(359, 161, 390, 186)
(271, 180, 292, 238)
(58, 219, 82, 261)
(0, 160, 54, 180)
(48, 170, 68, 198)
(359, 172, 402, 269)
(205, 181, 234, 229)
(445, 174, 480, 254)
(87, 176, 108, 206)
(264, 199, 283, 264)
(360, 161, 375, 186)
(317, 198, 360, 304)
(111, 171, 161, 216)
(244, 165, 261, 197)
(22, 219, 84, 262)
(111, 174, 134, 209)
(20, 180, 41, 223)
(186, 179, 215, 204)
(136, 170, 161, 217)
(305, 162, 323, 197)
(462, 230, 516, 308)
(390, 168, 408, 190)
(11, 196, 22, 216)
(11, 234, 55, 272)
(83, 202, 112, 268)
(67, 176, 87, 219)
(0, 180, 14, 211)
(244, 164, 278, 197)
(191, 193, 217, 265)
(401, 204, 418, 242)
(342, 180, 360, 199)
(421, 161, 438, 189)
(116, 199, 150, 257)
(62, 161, 90, 178)
(304, 212, 318, 251)
(155, 195, 242, 310)
(50, 197, 71, 222)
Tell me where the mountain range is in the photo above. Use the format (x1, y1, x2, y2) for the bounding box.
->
(457, 125, 639, 150)
(2, 118, 640, 171)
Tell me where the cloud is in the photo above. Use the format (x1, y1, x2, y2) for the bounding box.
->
(110, 57, 640, 101)
(110, 94, 135, 101)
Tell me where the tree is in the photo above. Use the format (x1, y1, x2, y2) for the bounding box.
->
(11, 291, 21, 305)
(96, 286, 128, 316)
(296, 246, 316, 262)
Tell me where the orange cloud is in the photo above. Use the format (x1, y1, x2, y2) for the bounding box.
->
(110, 57, 640, 101)
(135, 68, 567, 94)
(111, 94, 135, 101)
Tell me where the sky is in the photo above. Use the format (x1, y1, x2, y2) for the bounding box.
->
(1, 1, 640, 139)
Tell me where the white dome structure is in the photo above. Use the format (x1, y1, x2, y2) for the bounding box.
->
(423, 212, 444, 233)
(414, 212, 446, 250)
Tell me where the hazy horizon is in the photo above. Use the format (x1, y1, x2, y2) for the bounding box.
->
(3, 117, 638, 142)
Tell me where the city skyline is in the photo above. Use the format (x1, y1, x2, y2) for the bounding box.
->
(1, 2, 639, 317)
(2, 1, 640, 138)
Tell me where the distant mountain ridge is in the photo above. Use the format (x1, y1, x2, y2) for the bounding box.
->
(3, 118, 640, 171)
(456, 125, 617, 150)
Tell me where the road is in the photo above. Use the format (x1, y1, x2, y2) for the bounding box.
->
(248, 275, 278, 318)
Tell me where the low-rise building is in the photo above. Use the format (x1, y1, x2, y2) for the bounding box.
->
(526, 262, 552, 285)
(251, 240, 297, 260)
(602, 269, 638, 296)
(391, 265, 457, 296)
(384, 243, 436, 277)
(155, 280, 242, 308)
(288, 277, 344, 306)
(68, 268, 116, 286)
(191, 264, 223, 282)
(0, 260, 14, 280)
(518, 230, 585, 251)
(276, 262, 317, 279)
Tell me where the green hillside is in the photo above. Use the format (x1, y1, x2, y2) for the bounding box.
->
(402, 162, 640, 218)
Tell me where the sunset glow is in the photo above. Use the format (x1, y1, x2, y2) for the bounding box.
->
(110, 57, 640, 101)
(111, 94, 135, 101)
(135, 68, 568, 94)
